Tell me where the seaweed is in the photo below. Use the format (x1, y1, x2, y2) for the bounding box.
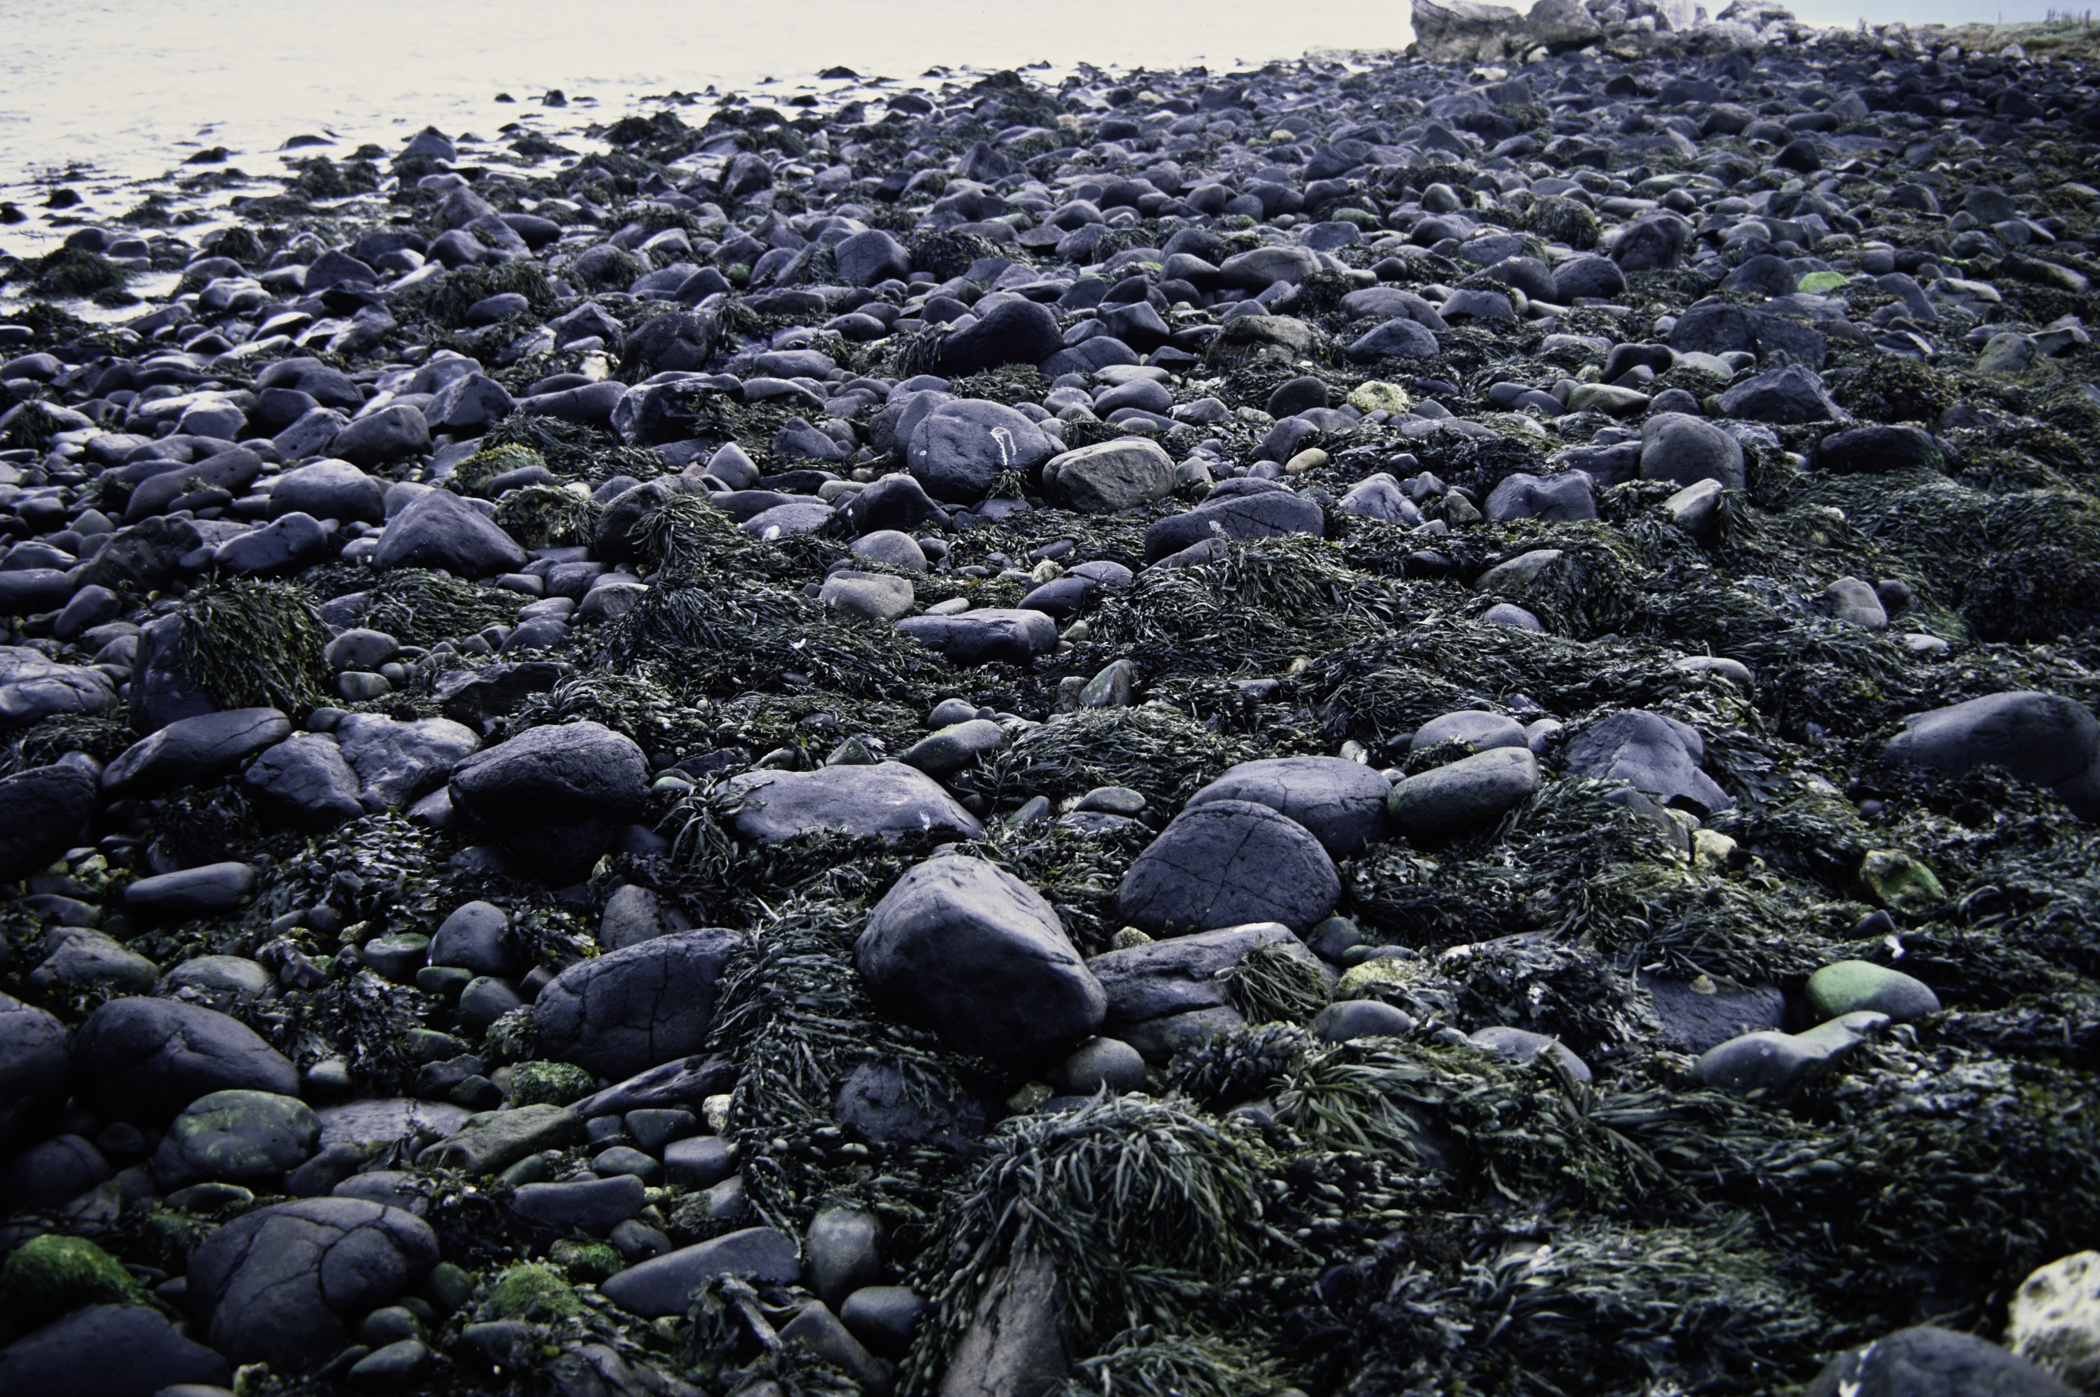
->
(2, 713, 137, 777)
(478, 411, 666, 485)
(902, 1095, 1283, 1397)
(492, 482, 600, 549)
(983, 706, 1270, 812)
(1050, 1326, 1288, 1397)
(173, 578, 332, 716)
(393, 260, 562, 331)
(359, 568, 523, 647)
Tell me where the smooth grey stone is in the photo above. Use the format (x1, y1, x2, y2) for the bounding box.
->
(509, 1173, 646, 1233)
(807, 1205, 884, 1307)
(103, 707, 291, 795)
(1118, 801, 1339, 937)
(663, 1135, 736, 1190)
(1182, 756, 1391, 857)
(448, 719, 649, 879)
(906, 398, 1054, 504)
(1467, 1025, 1592, 1083)
(1484, 470, 1596, 522)
(1882, 691, 2100, 819)
(415, 1103, 585, 1175)
(0, 762, 97, 881)
(896, 608, 1058, 666)
(1142, 481, 1325, 562)
(1387, 747, 1541, 843)
(0, 990, 70, 1152)
(0, 1131, 111, 1209)
(1052, 1036, 1148, 1094)
(428, 900, 519, 977)
(899, 719, 1004, 778)
(152, 1088, 319, 1190)
(1640, 412, 1745, 491)
(1039, 438, 1175, 512)
(623, 1108, 695, 1153)
(1806, 960, 1942, 1024)
(1313, 999, 1417, 1042)
(242, 733, 364, 829)
(856, 855, 1105, 1065)
(0, 1303, 228, 1397)
(347, 1338, 432, 1390)
(1694, 1011, 1890, 1096)
(1637, 971, 1785, 1055)
(725, 762, 984, 844)
(599, 1227, 800, 1318)
(372, 486, 527, 577)
(330, 405, 431, 469)
(74, 997, 298, 1127)
(124, 861, 257, 914)
(821, 570, 915, 622)
(841, 1286, 928, 1359)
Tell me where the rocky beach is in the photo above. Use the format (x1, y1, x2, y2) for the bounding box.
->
(4, 4, 2100, 1393)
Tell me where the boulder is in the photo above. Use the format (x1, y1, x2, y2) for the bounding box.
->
(151, 1088, 320, 1190)
(0, 991, 70, 1152)
(1183, 756, 1391, 856)
(73, 996, 299, 1127)
(186, 1197, 439, 1372)
(1562, 710, 1732, 816)
(0, 763, 98, 880)
(1882, 691, 2100, 819)
(599, 1228, 800, 1318)
(1117, 801, 1339, 936)
(1387, 746, 1541, 843)
(1804, 1324, 2076, 1397)
(856, 855, 1106, 1064)
(533, 928, 744, 1079)
(725, 761, 984, 844)
(906, 399, 1056, 504)
(895, 609, 1059, 666)
(102, 707, 292, 795)
(447, 720, 649, 879)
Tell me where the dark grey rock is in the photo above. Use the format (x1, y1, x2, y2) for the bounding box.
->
(448, 719, 648, 879)
(0, 1304, 229, 1397)
(152, 1087, 319, 1189)
(533, 928, 743, 1078)
(1882, 691, 2100, 819)
(429, 901, 519, 976)
(856, 855, 1105, 1064)
(841, 1286, 927, 1359)
(0, 1131, 110, 1208)
(270, 459, 385, 524)
(725, 762, 984, 844)
(0, 990, 69, 1151)
(1313, 999, 1418, 1042)
(933, 299, 1063, 377)
(1484, 470, 1597, 522)
(807, 1205, 883, 1307)
(1183, 756, 1391, 857)
(1563, 710, 1732, 815)
(510, 1173, 646, 1233)
(334, 713, 480, 810)
(1117, 800, 1339, 936)
(185, 1197, 439, 1372)
(330, 405, 430, 468)
(907, 399, 1055, 504)
(124, 861, 257, 914)
(1087, 923, 1329, 1051)
(663, 1134, 736, 1190)
(242, 733, 364, 829)
(1143, 481, 1325, 562)
(1640, 412, 1745, 491)
(0, 763, 97, 881)
(599, 1227, 800, 1318)
(73, 996, 299, 1127)
(103, 707, 292, 795)
(372, 487, 527, 577)
(1387, 746, 1541, 843)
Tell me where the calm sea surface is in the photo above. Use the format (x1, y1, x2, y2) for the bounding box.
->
(0, 0, 2068, 253)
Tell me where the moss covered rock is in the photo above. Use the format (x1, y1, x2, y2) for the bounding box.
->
(0, 1235, 144, 1334)
(486, 1262, 582, 1321)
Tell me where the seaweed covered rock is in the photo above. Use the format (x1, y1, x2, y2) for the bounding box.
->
(185, 1197, 439, 1372)
(151, 1088, 319, 1190)
(1883, 692, 2100, 820)
(856, 855, 1106, 1064)
(533, 927, 744, 1078)
(1118, 800, 1339, 936)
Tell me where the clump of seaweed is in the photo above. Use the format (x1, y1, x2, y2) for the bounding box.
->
(394, 260, 562, 330)
(902, 1095, 1281, 1396)
(1167, 1023, 1316, 1111)
(493, 482, 600, 549)
(174, 577, 332, 715)
(359, 568, 522, 647)
(984, 706, 1267, 812)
